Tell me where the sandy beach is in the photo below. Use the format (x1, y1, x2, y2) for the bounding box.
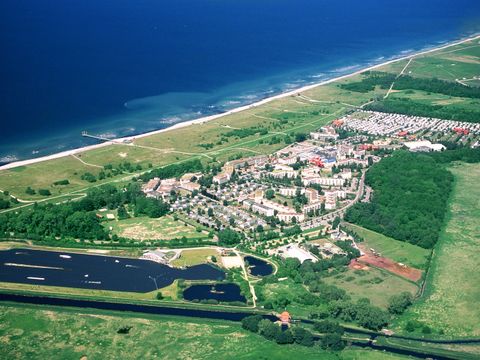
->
(1, 33, 479, 172)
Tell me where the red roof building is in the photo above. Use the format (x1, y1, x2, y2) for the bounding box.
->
(279, 311, 291, 324)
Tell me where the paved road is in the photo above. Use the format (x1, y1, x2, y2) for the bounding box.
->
(301, 170, 366, 230)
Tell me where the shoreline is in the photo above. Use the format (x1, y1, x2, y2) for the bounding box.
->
(1, 33, 479, 171)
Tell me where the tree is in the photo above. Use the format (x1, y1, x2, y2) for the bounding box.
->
(295, 132, 307, 142)
(25, 187, 36, 195)
(0, 199, 10, 209)
(292, 327, 314, 347)
(218, 229, 242, 246)
(332, 216, 341, 229)
(313, 320, 344, 335)
(388, 292, 413, 315)
(320, 333, 346, 351)
(156, 292, 164, 300)
(241, 315, 263, 333)
(258, 319, 280, 341)
(117, 205, 129, 220)
(275, 329, 294, 344)
(265, 189, 275, 200)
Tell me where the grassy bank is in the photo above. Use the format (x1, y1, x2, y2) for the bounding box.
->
(395, 163, 480, 337)
(0, 303, 410, 360)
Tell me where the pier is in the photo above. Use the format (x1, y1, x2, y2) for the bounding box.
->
(81, 131, 113, 142)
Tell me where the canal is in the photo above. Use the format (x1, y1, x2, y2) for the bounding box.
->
(0, 248, 225, 292)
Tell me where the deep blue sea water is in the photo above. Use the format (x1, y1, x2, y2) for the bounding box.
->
(1, 0, 480, 163)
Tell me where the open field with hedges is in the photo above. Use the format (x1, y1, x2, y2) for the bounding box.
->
(323, 267, 418, 309)
(0, 304, 410, 360)
(107, 215, 210, 241)
(395, 163, 480, 337)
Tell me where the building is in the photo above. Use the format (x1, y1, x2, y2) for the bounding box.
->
(243, 199, 275, 217)
(142, 177, 160, 195)
(213, 172, 231, 184)
(279, 187, 304, 197)
(303, 176, 345, 187)
(277, 212, 305, 223)
(303, 201, 322, 215)
(403, 140, 446, 152)
(279, 311, 292, 325)
(141, 250, 168, 264)
(324, 190, 337, 210)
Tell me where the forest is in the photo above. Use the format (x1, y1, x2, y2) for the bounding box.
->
(345, 151, 454, 248)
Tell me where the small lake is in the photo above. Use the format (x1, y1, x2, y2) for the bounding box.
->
(0, 248, 225, 293)
(244, 256, 273, 277)
(183, 283, 246, 303)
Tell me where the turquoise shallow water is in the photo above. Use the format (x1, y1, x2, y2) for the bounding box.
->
(1, 0, 480, 163)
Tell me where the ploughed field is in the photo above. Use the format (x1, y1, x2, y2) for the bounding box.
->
(0, 249, 224, 293)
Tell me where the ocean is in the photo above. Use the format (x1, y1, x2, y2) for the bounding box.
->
(1, 0, 480, 163)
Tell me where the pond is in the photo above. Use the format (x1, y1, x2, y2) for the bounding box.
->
(0, 248, 225, 293)
(244, 256, 273, 277)
(183, 283, 246, 303)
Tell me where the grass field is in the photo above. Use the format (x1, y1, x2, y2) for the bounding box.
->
(344, 223, 431, 269)
(396, 163, 480, 337)
(171, 248, 220, 267)
(0, 304, 412, 360)
(107, 215, 209, 241)
(323, 267, 418, 309)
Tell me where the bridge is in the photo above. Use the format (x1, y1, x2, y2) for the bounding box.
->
(81, 131, 114, 142)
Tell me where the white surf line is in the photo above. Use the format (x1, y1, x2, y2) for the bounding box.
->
(4, 262, 64, 270)
(432, 43, 480, 56)
(1, 34, 479, 172)
(71, 154, 103, 168)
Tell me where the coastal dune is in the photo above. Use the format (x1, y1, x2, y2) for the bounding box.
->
(1, 34, 479, 172)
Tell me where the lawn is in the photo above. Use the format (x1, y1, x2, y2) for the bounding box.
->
(395, 163, 480, 337)
(171, 248, 220, 267)
(344, 223, 431, 269)
(323, 267, 418, 309)
(0, 304, 413, 360)
(107, 215, 209, 241)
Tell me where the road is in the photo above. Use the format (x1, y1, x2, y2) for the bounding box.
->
(301, 170, 366, 230)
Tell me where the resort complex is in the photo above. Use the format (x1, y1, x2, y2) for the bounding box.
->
(0, 23, 480, 360)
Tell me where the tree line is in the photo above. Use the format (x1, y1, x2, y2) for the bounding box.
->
(341, 71, 480, 99)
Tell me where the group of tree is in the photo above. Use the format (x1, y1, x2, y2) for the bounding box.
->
(241, 315, 315, 347)
(345, 151, 454, 248)
(217, 228, 243, 246)
(25, 187, 51, 196)
(0, 182, 169, 241)
(140, 159, 203, 182)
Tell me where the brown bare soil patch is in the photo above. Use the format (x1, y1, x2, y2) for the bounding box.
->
(356, 248, 422, 282)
